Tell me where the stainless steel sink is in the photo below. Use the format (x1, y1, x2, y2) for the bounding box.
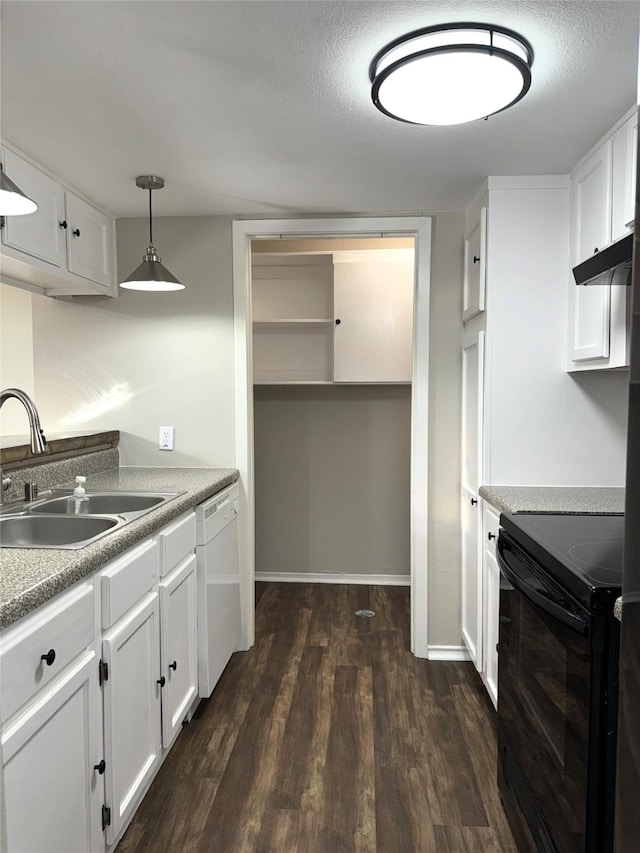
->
(0, 514, 123, 549)
(31, 492, 167, 515)
(0, 489, 183, 549)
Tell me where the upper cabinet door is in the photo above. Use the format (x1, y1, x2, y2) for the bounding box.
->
(333, 255, 414, 382)
(570, 141, 613, 362)
(1, 147, 66, 268)
(65, 192, 111, 287)
(463, 207, 487, 322)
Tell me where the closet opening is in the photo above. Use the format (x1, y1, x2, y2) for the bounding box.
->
(250, 237, 414, 600)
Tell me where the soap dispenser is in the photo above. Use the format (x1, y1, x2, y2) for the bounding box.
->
(68, 476, 89, 515)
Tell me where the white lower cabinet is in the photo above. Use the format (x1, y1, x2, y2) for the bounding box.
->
(461, 490, 482, 669)
(2, 648, 104, 853)
(481, 504, 501, 709)
(101, 591, 162, 844)
(159, 553, 198, 748)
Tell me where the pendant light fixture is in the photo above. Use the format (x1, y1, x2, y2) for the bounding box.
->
(370, 23, 533, 126)
(120, 175, 184, 291)
(0, 163, 38, 215)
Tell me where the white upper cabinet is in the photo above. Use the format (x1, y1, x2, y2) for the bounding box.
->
(252, 250, 414, 384)
(333, 254, 413, 382)
(463, 206, 487, 322)
(568, 106, 636, 371)
(0, 142, 116, 297)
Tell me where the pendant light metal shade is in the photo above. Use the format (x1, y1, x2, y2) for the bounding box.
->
(119, 175, 185, 292)
(0, 164, 38, 215)
(370, 23, 533, 126)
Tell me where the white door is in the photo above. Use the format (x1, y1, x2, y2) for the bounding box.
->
(2, 650, 104, 853)
(570, 142, 613, 362)
(101, 591, 161, 844)
(333, 254, 414, 382)
(463, 206, 486, 322)
(461, 330, 484, 669)
(159, 554, 198, 748)
(65, 191, 110, 286)
(1, 147, 66, 268)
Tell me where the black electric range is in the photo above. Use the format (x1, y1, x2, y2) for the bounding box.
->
(496, 512, 624, 853)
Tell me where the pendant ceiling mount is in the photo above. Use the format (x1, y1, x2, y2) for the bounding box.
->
(370, 23, 534, 126)
(120, 174, 185, 292)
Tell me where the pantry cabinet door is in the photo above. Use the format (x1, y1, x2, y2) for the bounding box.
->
(102, 591, 161, 844)
(2, 650, 103, 853)
(463, 206, 487, 322)
(333, 255, 414, 382)
(65, 191, 111, 287)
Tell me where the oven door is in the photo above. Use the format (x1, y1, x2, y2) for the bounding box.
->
(497, 530, 592, 853)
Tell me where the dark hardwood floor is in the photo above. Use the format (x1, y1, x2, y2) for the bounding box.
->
(117, 583, 517, 852)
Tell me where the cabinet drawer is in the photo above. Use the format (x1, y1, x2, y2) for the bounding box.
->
(483, 503, 500, 558)
(158, 511, 196, 577)
(0, 583, 94, 722)
(100, 539, 159, 629)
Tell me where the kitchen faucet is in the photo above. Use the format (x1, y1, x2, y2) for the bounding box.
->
(0, 388, 48, 455)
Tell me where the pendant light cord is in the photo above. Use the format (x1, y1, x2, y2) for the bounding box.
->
(148, 188, 153, 244)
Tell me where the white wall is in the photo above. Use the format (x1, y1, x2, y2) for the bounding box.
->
(254, 385, 411, 578)
(0, 284, 35, 436)
(486, 184, 628, 486)
(30, 216, 236, 466)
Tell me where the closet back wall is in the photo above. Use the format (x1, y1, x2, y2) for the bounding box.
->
(254, 384, 411, 581)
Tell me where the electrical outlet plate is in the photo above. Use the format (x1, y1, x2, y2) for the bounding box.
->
(159, 426, 174, 451)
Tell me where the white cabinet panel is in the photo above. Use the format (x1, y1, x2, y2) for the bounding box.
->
(463, 206, 487, 321)
(159, 554, 198, 748)
(333, 257, 414, 382)
(1, 147, 66, 268)
(102, 591, 161, 844)
(65, 191, 111, 286)
(461, 488, 482, 670)
(461, 330, 484, 494)
(482, 504, 500, 709)
(2, 650, 103, 853)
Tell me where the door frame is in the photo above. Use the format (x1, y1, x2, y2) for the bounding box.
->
(232, 216, 432, 657)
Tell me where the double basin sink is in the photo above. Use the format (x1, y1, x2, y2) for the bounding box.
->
(0, 490, 181, 549)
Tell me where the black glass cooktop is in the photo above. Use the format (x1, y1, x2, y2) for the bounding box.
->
(500, 512, 624, 609)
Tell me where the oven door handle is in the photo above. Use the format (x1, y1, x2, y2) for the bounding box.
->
(497, 550, 589, 635)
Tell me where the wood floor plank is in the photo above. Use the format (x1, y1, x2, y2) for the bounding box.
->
(117, 583, 516, 853)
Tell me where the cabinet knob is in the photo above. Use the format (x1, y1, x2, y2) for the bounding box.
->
(93, 759, 106, 775)
(72, 228, 81, 237)
(471, 498, 478, 506)
(59, 219, 68, 230)
(157, 676, 166, 687)
(40, 649, 56, 667)
(169, 660, 177, 671)
(593, 247, 599, 254)
(335, 318, 341, 325)
(488, 532, 496, 541)
(473, 255, 481, 264)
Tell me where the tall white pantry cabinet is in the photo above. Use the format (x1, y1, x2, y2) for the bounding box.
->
(461, 176, 571, 706)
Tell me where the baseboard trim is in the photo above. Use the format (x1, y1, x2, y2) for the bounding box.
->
(427, 645, 472, 662)
(255, 572, 410, 586)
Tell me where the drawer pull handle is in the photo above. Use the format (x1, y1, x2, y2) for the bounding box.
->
(473, 255, 480, 264)
(157, 676, 166, 687)
(93, 760, 106, 775)
(169, 660, 177, 671)
(72, 228, 81, 237)
(40, 649, 56, 666)
(470, 498, 478, 506)
(488, 532, 496, 541)
(59, 219, 67, 230)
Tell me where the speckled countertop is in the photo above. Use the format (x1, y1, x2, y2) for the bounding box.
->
(0, 467, 239, 630)
(479, 485, 625, 515)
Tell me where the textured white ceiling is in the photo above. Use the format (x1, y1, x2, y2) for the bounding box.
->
(1, 0, 638, 218)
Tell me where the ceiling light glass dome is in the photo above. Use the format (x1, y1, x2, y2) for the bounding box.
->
(370, 23, 534, 126)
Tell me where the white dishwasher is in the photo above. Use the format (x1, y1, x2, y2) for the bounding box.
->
(196, 481, 241, 698)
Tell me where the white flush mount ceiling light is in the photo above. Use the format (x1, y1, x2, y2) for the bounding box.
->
(120, 175, 184, 292)
(370, 23, 533, 126)
(0, 163, 38, 215)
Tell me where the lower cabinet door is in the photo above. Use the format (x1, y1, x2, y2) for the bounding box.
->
(483, 547, 500, 709)
(461, 488, 482, 670)
(159, 553, 198, 748)
(2, 649, 103, 853)
(102, 591, 161, 844)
